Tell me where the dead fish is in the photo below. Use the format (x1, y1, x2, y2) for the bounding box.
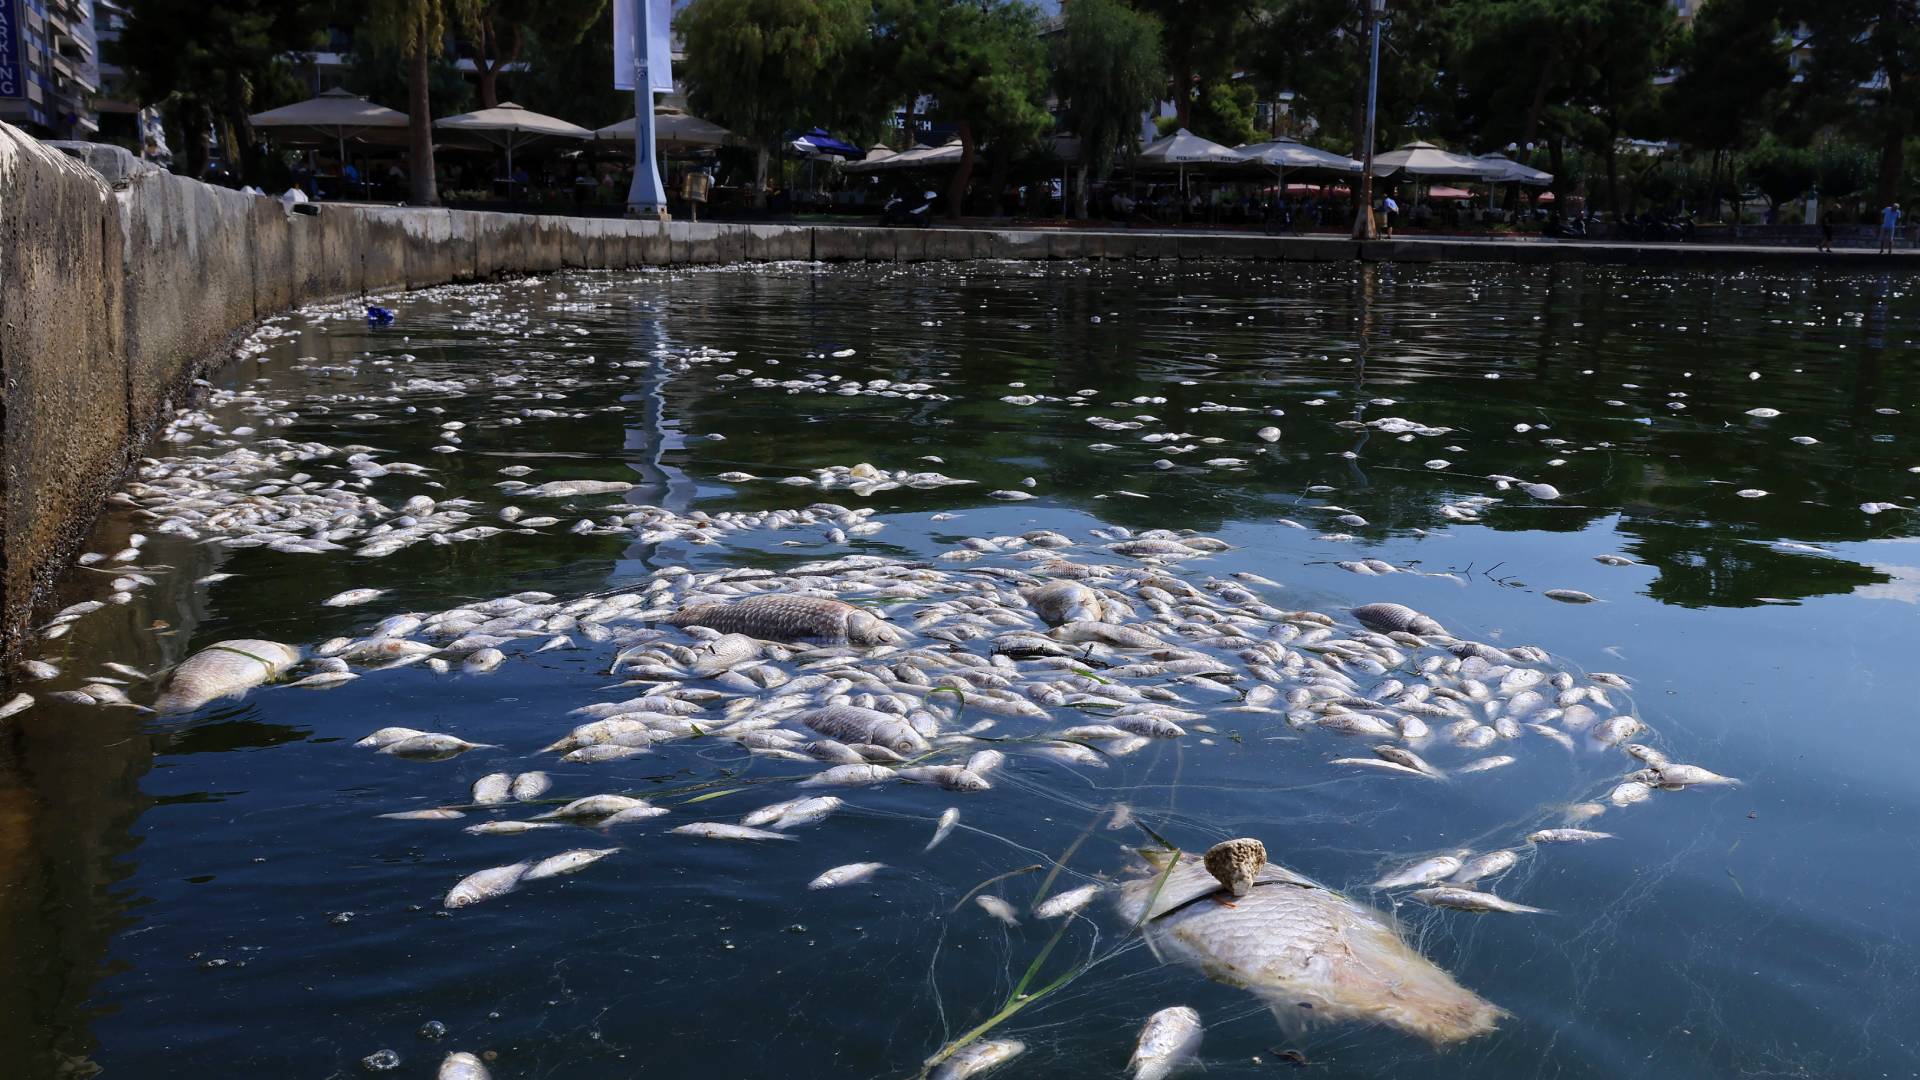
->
(323, 588, 386, 607)
(288, 671, 359, 689)
(897, 765, 991, 792)
(1129, 1005, 1204, 1080)
(523, 847, 620, 881)
(798, 763, 894, 787)
(926, 806, 960, 850)
(1035, 882, 1102, 919)
(464, 821, 564, 836)
(1410, 886, 1546, 915)
(798, 704, 929, 754)
(1456, 755, 1516, 774)
(1025, 580, 1104, 626)
(1118, 848, 1504, 1044)
(437, 1051, 491, 1080)
(975, 895, 1020, 926)
(564, 744, 651, 763)
(1651, 762, 1739, 787)
(537, 795, 654, 820)
(379, 734, 496, 759)
(669, 822, 796, 841)
(471, 773, 514, 806)
(1373, 854, 1464, 889)
(1543, 589, 1598, 604)
(462, 648, 506, 674)
(510, 772, 552, 801)
(355, 726, 430, 749)
(740, 796, 838, 829)
(525, 479, 634, 497)
(808, 862, 886, 889)
(1527, 828, 1614, 844)
(17, 661, 58, 681)
(155, 639, 301, 712)
(1609, 780, 1653, 806)
(0, 693, 34, 720)
(599, 805, 672, 827)
(379, 808, 466, 821)
(444, 861, 532, 908)
(1331, 757, 1431, 779)
(667, 595, 904, 646)
(928, 1039, 1025, 1080)
(689, 633, 762, 677)
(1351, 603, 1444, 636)
(1450, 850, 1519, 884)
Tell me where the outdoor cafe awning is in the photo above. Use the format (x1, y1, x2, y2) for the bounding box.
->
(435, 102, 592, 172)
(1369, 140, 1489, 179)
(1236, 137, 1361, 173)
(248, 88, 409, 160)
(1474, 153, 1553, 186)
(594, 107, 732, 152)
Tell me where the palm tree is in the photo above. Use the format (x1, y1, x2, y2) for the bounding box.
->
(363, 0, 477, 205)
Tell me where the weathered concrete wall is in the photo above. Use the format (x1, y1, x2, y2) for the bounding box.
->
(1, 122, 1913, 661)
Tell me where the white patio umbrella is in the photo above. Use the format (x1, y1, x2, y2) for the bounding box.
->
(1368, 140, 1489, 179)
(1474, 153, 1553, 186)
(434, 101, 592, 177)
(248, 87, 408, 167)
(872, 139, 963, 172)
(1237, 138, 1362, 219)
(1137, 127, 1242, 194)
(843, 143, 897, 174)
(593, 107, 732, 153)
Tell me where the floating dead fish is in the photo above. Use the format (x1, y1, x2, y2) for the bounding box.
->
(464, 821, 564, 836)
(155, 639, 301, 713)
(323, 588, 387, 607)
(510, 772, 552, 801)
(808, 862, 885, 889)
(1543, 589, 1597, 604)
(926, 806, 960, 850)
(975, 895, 1020, 926)
(444, 861, 532, 908)
(437, 1051, 491, 1080)
(670, 822, 796, 841)
(1351, 603, 1444, 636)
(1119, 844, 1503, 1043)
(537, 795, 653, 820)
(355, 726, 430, 749)
(1410, 886, 1545, 915)
(0, 693, 34, 720)
(928, 1039, 1025, 1080)
(798, 704, 929, 754)
(1527, 828, 1614, 844)
(471, 773, 514, 805)
(524, 847, 620, 881)
(1450, 850, 1518, 884)
(1374, 854, 1465, 889)
(380, 808, 466, 821)
(667, 595, 903, 645)
(1035, 882, 1103, 919)
(1129, 1006, 1203, 1080)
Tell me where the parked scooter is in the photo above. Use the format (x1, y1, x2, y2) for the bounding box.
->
(881, 190, 938, 227)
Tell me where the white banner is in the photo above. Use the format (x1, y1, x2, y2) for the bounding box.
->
(613, 0, 674, 93)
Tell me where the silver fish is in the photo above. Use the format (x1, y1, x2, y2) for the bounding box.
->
(437, 1051, 491, 1080)
(1025, 580, 1104, 626)
(470, 774, 514, 805)
(1456, 755, 1516, 774)
(808, 862, 886, 889)
(1410, 886, 1546, 915)
(510, 772, 552, 801)
(464, 821, 564, 835)
(667, 595, 904, 646)
(1373, 854, 1465, 889)
(926, 806, 961, 850)
(1527, 828, 1614, 844)
(155, 639, 301, 713)
(1119, 845, 1504, 1043)
(1451, 850, 1519, 883)
(380, 734, 495, 759)
(355, 726, 430, 749)
(600, 805, 672, 827)
(523, 847, 620, 881)
(1651, 762, 1739, 787)
(975, 895, 1020, 926)
(536, 795, 654, 820)
(1129, 1005, 1204, 1080)
(1351, 603, 1444, 636)
(742, 795, 843, 830)
(380, 808, 465, 821)
(798, 704, 929, 754)
(323, 588, 386, 607)
(0, 693, 34, 720)
(928, 1039, 1025, 1080)
(670, 822, 796, 841)
(1035, 882, 1102, 919)
(799, 763, 894, 787)
(444, 861, 531, 908)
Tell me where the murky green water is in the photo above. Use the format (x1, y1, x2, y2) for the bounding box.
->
(7, 260, 1920, 1078)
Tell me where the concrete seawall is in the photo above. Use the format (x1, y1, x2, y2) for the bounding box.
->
(0, 123, 1908, 662)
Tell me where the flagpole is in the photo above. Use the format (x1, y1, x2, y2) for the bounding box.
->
(626, 0, 670, 219)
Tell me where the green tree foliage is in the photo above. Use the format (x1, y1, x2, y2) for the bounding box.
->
(360, 0, 482, 204)
(1135, 0, 1257, 130)
(1190, 77, 1260, 147)
(512, 4, 634, 131)
(1253, 0, 1450, 155)
(1741, 135, 1818, 210)
(460, 0, 606, 108)
(1573, 0, 1675, 217)
(677, 0, 870, 207)
(1787, 0, 1920, 203)
(880, 0, 1051, 215)
(1053, 0, 1164, 215)
(109, 0, 326, 181)
(1662, 0, 1791, 218)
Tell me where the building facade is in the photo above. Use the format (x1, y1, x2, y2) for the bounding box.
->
(0, 0, 100, 138)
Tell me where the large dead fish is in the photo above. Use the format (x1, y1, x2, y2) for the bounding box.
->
(154, 639, 301, 713)
(797, 704, 930, 754)
(665, 595, 904, 646)
(1116, 840, 1504, 1044)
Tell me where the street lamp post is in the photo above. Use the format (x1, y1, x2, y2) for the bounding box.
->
(1352, 0, 1386, 241)
(625, 0, 670, 220)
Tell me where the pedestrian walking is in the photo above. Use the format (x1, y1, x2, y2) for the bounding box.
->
(1879, 202, 1902, 254)
(1382, 194, 1400, 238)
(1820, 205, 1835, 253)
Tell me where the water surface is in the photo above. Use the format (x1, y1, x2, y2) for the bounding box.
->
(7, 260, 1919, 1078)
